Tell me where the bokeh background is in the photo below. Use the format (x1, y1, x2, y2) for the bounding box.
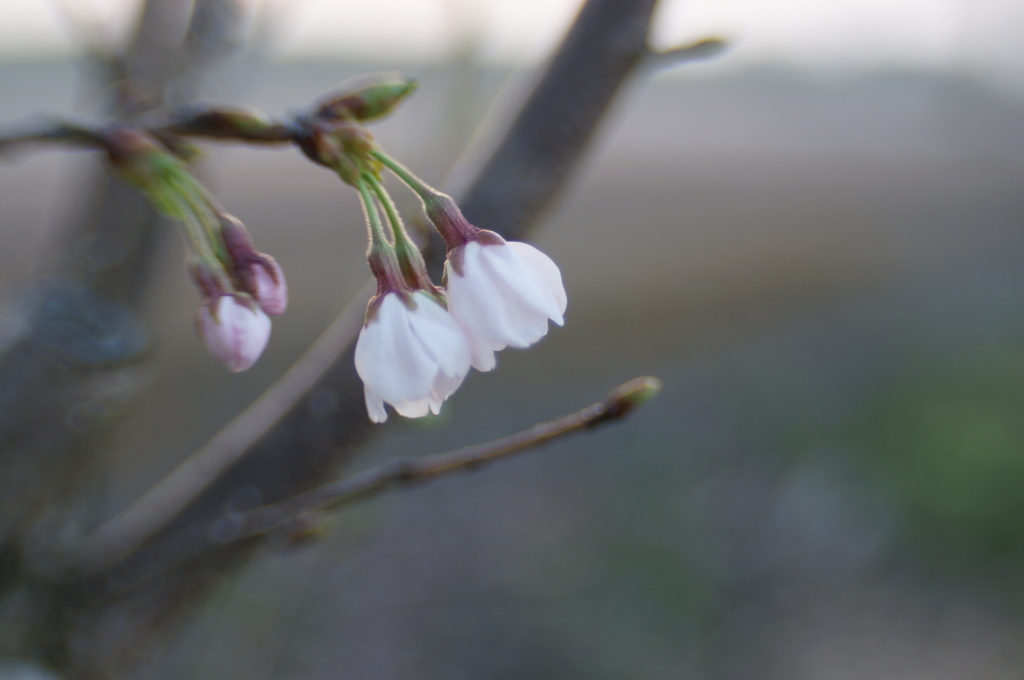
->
(3, 0, 1024, 677)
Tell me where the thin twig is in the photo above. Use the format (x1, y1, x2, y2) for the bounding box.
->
(0, 0, 252, 670)
(242, 376, 661, 535)
(0, 119, 107, 155)
(0, 112, 296, 158)
(91, 377, 662, 589)
(647, 37, 729, 70)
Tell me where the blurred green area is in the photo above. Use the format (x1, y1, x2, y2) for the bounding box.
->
(858, 345, 1024, 566)
(3, 57, 1024, 678)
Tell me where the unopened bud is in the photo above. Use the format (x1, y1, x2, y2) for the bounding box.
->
(315, 73, 418, 122)
(195, 294, 272, 372)
(593, 376, 663, 425)
(220, 215, 289, 316)
(249, 258, 288, 316)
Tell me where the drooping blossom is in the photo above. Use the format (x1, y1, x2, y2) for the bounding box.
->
(195, 294, 272, 372)
(375, 178, 568, 372)
(445, 237, 567, 371)
(355, 290, 471, 423)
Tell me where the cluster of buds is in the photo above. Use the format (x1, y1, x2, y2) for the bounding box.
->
(298, 78, 566, 422)
(106, 129, 287, 371)
(103, 74, 564, 422)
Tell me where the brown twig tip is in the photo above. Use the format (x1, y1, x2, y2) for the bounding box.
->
(594, 376, 663, 425)
(649, 37, 729, 69)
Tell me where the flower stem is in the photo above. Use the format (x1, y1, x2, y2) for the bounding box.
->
(354, 176, 389, 248)
(364, 172, 437, 293)
(364, 173, 413, 249)
(165, 173, 226, 262)
(145, 182, 216, 263)
(371, 149, 434, 202)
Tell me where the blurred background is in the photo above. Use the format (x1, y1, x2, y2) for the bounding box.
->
(3, 0, 1024, 678)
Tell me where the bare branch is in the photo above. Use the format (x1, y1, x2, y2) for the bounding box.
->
(0, 0, 257, 668)
(647, 37, 729, 70)
(88, 377, 662, 590)
(0, 119, 106, 156)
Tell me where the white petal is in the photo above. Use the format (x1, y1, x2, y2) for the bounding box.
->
(481, 244, 558, 321)
(393, 398, 431, 419)
(507, 241, 567, 324)
(355, 295, 435, 406)
(448, 247, 545, 349)
(363, 384, 388, 423)
(467, 335, 497, 372)
(407, 293, 471, 380)
(431, 368, 465, 403)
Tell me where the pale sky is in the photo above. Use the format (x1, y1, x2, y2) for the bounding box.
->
(0, 0, 1022, 86)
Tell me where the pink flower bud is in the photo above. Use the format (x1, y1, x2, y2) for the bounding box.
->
(195, 295, 272, 372)
(249, 256, 288, 316)
(445, 238, 567, 372)
(220, 216, 289, 316)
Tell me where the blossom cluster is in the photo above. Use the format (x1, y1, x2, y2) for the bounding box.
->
(106, 76, 565, 423)
(107, 129, 287, 372)
(349, 156, 567, 423)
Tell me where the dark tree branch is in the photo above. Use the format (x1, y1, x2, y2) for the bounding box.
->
(72, 280, 374, 573)
(0, 119, 106, 155)
(453, 0, 659, 239)
(0, 0, 253, 670)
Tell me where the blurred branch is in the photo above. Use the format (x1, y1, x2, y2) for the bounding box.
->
(0, 0, 254, 669)
(0, 119, 106, 156)
(453, 0, 660, 240)
(0, 110, 295, 159)
(89, 377, 662, 589)
(648, 37, 729, 70)
(72, 277, 374, 572)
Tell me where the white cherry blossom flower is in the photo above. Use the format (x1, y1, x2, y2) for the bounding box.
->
(195, 294, 271, 372)
(355, 290, 471, 423)
(445, 238, 567, 371)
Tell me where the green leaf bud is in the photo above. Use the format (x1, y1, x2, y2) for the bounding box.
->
(314, 73, 418, 122)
